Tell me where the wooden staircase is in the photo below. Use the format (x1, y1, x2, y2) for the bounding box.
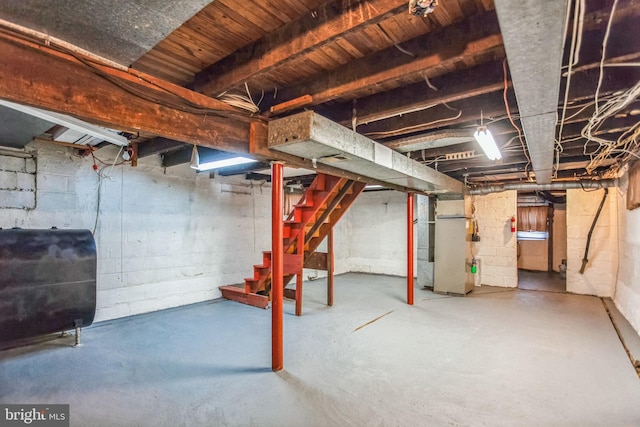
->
(220, 173, 366, 312)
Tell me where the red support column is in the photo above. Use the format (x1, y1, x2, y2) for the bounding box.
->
(327, 226, 334, 306)
(295, 232, 303, 316)
(271, 162, 284, 371)
(407, 192, 415, 305)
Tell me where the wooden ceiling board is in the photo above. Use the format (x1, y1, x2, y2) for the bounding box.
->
(133, 0, 327, 85)
(111, 0, 638, 183)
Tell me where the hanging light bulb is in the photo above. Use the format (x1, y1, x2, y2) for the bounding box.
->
(189, 144, 199, 169)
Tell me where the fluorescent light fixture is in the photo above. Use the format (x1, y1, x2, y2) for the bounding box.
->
(365, 184, 385, 190)
(0, 99, 129, 146)
(473, 126, 502, 160)
(196, 156, 257, 171)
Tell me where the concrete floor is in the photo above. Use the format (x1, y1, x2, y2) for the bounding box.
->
(518, 269, 566, 293)
(1, 273, 639, 426)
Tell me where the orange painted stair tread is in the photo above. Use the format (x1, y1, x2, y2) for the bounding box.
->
(219, 173, 365, 310)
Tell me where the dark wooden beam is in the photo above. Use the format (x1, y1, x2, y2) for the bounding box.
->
(0, 35, 253, 153)
(358, 90, 518, 140)
(261, 10, 503, 110)
(562, 65, 640, 105)
(162, 146, 228, 168)
(360, 63, 637, 141)
(559, 115, 639, 140)
(561, 100, 640, 126)
(319, 5, 638, 141)
(162, 147, 192, 168)
(193, 0, 407, 96)
(245, 172, 272, 182)
(561, 2, 640, 74)
(559, 134, 628, 156)
(137, 137, 186, 158)
(329, 60, 508, 126)
(216, 161, 271, 176)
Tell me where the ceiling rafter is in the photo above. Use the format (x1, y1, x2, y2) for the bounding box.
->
(261, 9, 503, 110)
(328, 59, 509, 127)
(193, 0, 408, 96)
(0, 33, 254, 153)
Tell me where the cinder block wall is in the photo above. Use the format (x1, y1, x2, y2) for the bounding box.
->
(615, 172, 640, 335)
(346, 190, 416, 277)
(566, 188, 618, 297)
(470, 191, 518, 287)
(0, 154, 36, 209)
(0, 143, 278, 321)
(302, 219, 350, 280)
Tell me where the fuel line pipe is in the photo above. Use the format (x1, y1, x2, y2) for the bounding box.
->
(580, 188, 608, 274)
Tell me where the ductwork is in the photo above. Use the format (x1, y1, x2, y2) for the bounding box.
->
(469, 179, 617, 195)
(494, 0, 569, 184)
(268, 111, 464, 195)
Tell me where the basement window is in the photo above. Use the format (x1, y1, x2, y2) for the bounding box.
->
(517, 231, 548, 241)
(517, 206, 550, 241)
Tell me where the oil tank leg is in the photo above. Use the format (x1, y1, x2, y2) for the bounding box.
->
(73, 319, 82, 347)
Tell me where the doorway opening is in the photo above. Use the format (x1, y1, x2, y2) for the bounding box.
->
(516, 191, 567, 292)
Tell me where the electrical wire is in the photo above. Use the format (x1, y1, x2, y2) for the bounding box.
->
(563, 99, 598, 121)
(582, 80, 640, 172)
(500, 136, 520, 149)
(603, 62, 640, 68)
(90, 147, 127, 235)
(362, 109, 462, 139)
(553, 139, 564, 178)
(423, 72, 438, 92)
(92, 170, 103, 235)
(378, 24, 415, 58)
(558, 0, 586, 144)
(594, 0, 620, 117)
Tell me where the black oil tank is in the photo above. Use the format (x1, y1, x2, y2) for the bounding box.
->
(0, 228, 97, 344)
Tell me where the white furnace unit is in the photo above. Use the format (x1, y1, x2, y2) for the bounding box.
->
(433, 213, 475, 295)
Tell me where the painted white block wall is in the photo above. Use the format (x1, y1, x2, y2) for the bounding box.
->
(347, 190, 416, 277)
(566, 188, 618, 297)
(470, 191, 518, 287)
(302, 217, 350, 280)
(614, 172, 640, 336)
(0, 154, 36, 209)
(0, 142, 272, 321)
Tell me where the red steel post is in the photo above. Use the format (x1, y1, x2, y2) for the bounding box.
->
(295, 232, 303, 316)
(327, 226, 334, 306)
(272, 162, 284, 371)
(407, 192, 415, 305)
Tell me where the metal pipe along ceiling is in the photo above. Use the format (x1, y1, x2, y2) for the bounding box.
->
(468, 179, 617, 195)
(494, 0, 569, 184)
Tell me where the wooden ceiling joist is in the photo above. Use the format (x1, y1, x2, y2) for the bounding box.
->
(137, 137, 187, 158)
(261, 10, 503, 110)
(359, 90, 518, 140)
(329, 60, 509, 127)
(193, 0, 407, 96)
(0, 35, 253, 153)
